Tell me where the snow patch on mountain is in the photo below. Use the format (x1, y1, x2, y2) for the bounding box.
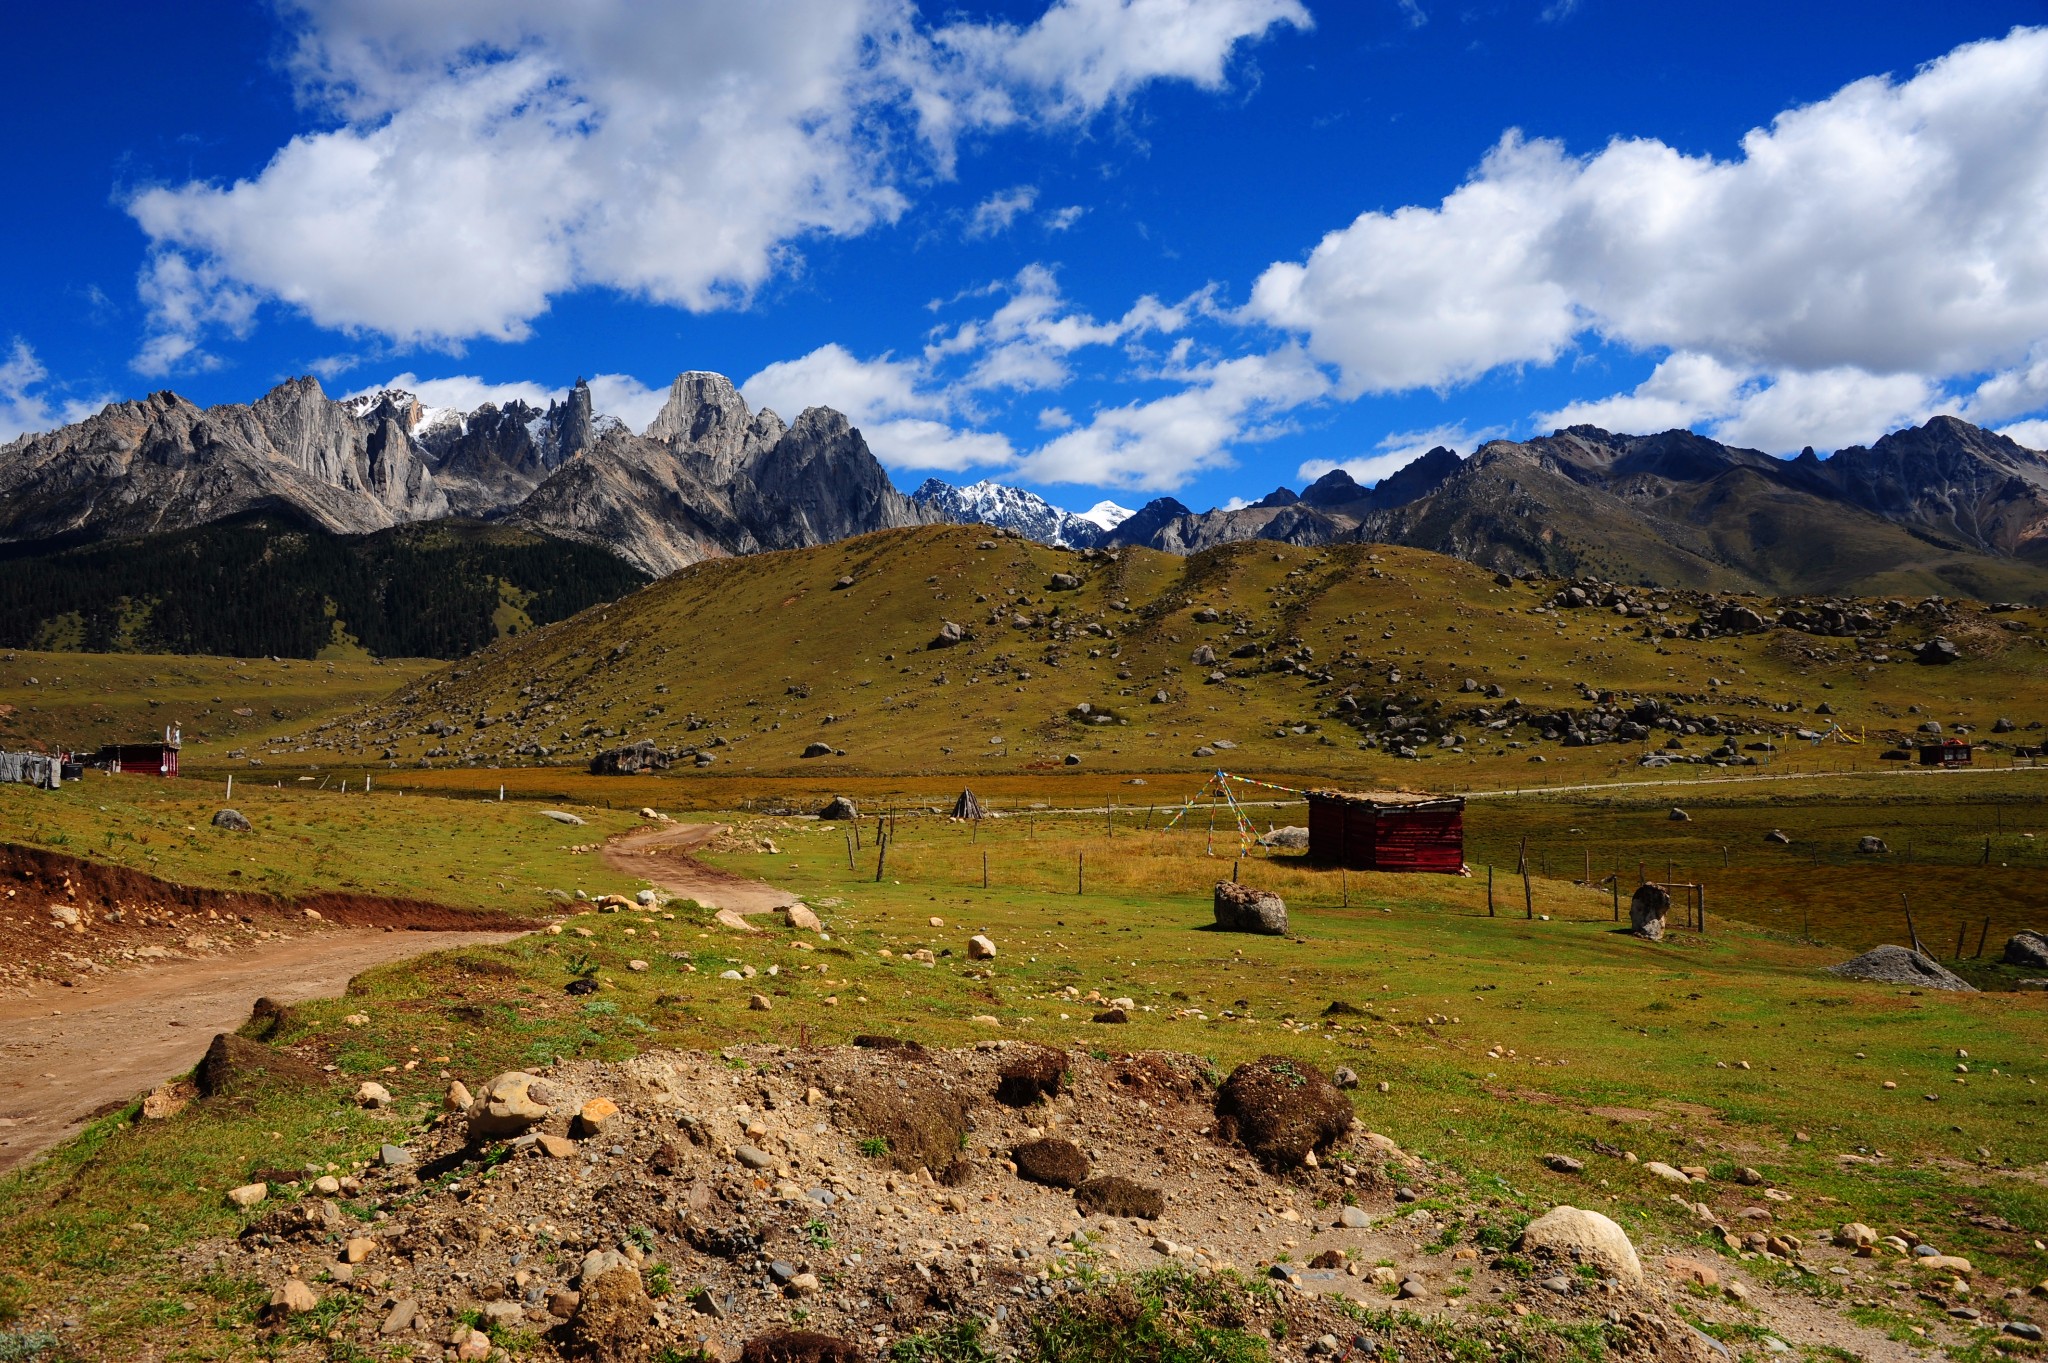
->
(909, 477, 1111, 547)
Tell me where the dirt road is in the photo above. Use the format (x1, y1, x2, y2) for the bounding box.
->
(0, 927, 519, 1174)
(600, 823, 801, 929)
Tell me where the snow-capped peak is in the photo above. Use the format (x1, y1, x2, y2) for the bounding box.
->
(1075, 499, 1133, 531)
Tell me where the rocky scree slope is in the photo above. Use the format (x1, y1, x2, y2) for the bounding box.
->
(0, 371, 927, 578)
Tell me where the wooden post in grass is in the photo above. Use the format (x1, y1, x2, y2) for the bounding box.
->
(875, 834, 888, 883)
(1522, 865, 1533, 919)
(1232, 857, 1240, 883)
(1342, 866, 1349, 909)
(1954, 922, 1968, 960)
(1982, 836, 1992, 867)
(1077, 853, 1085, 895)
(1487, 866, 1494, 917)
(1611, 874, 1619, 921)
(1698, 885, 1707, 934)
(983, 852, 989, 890)
(1516, 836, 1528, 876)
(845, 833, 855, 871)
(1107, 801, 1113, 838)
(226, 774, 233, 800)
(1901, 893, 1924, 955)
(1584, 847, 1591, 884)
(1975, 917, 1991, 958)
(1722, 846, 1729, 869)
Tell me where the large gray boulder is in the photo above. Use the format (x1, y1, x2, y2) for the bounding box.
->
(211, 808, 252, 832)
(1629, 884, 1671, 941)
(1827, 945, 1976, 992)
(818, 795, 859, 821)
(2002, 931, 2048, 969)
(1214, 882, 1287, 935)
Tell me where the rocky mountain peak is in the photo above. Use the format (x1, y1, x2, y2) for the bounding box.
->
(643, 371, 770, 478)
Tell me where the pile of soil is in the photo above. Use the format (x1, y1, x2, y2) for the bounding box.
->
(171, 1043, 1758, 1362)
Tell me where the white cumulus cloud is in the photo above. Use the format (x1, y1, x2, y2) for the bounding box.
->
(1247, 26, 2048, 447)
(126, 0, 1306, 370)
(966, 186, 1040, 239)
(0, 341, 117, 443)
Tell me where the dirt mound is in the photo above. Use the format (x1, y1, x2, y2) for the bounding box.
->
(740, 1331, 862, 1363)
(836, 1072, 973, 1176)
(183, 1043, 1819, 1362)
(563, 1264, 658, 1361)
(1826, 945, 1977, 991)
(994, 1044, 1067, 1107)
(195, 1032, 327, 1100)
(1075, 1175, 1164, 1218)
(1013, 1137, 1090, 1188)
(1215, 1055, 1353, 1168)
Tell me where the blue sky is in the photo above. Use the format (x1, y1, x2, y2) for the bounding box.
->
(5, 1, 2048, 516)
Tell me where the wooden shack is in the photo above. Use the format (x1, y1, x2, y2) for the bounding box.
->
(95, 741, 179, 777)
(1917, 739, 1972, 768)
(1305, 788, 1465, 872)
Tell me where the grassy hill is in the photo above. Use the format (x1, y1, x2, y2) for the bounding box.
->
(263, 525, 2047, 788)
(0, 512, 648, 661)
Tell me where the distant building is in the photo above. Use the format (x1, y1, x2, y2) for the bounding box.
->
(1305, 788, 1465, 872)
(96, 725, 181, 777)
(1917, 739, 1972, 768)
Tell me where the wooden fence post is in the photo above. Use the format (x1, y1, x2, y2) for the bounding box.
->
(1487, 865, 1494, 917)
(1522, 866, 1533, 919)
(1077, 852, 1085, 895)
(1901, 894, 1924, 955)
(983, 852, 989, 890)
(875, 834, 888, 883)
(845, 833, 855, 871)
(1975, 917, 1991, 958)
(1953, 922, 1968, 960)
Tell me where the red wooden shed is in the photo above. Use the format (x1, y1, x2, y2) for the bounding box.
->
(1305, 788, 1465, 873)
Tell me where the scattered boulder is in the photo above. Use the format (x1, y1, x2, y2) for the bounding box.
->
(1629, 884, 1671, 942)
(818, 796, 858, 821)
(967, 934, 997, 960)
(355, 1081, 392, 1109)
(1213, 881, 1288, 935)
(1856, 835, 1890, 855)
(1668, 807, 1690, 822)
(1518, 1205, 1645, 1287)
(1827, 945, 1977, 992)
(1992, 717, 2016, 734)
(1091, 1008, 1128, 1024)
(1047, 573, 1081, 591)
(1765, 830, 1791, 844)
(994, 1045, 1067, 1107)
(929, 620, 969, 649)
(1257, 826, 1309, 850)
(1075, 1175, 1164, 1219)
(195, 1032, 325, 1100)
(264, 1278, 318, 1317)
(1214, 1056, 1353, 1169)
(1013, 1137, 1090, 1188)
(2002, 931, 2048, 969)
(589, 740, 670, 776)
(800, 742, 835, 759)
(540, 810, 587, 826)
(831, 575, 855, 590)
(210, 808, 252, 832)
(466, 1071, 556, 1140)
(1915, 638, 1960, 665)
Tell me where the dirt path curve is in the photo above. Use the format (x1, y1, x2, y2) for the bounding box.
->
(600, 823, 800, 930)
(0, 928, 519, 1175)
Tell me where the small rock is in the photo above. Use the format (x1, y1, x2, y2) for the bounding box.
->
(355, 1081, 392, 1109)
(1338, 1206, 1372, 1229)
(379, 1144, 412, 1168)
(226, 1183, 268, 1209)
(967, 934, 997, 960)
(445, 1080, 473, 1112)
(1543, 1153, 1584, 1174)
(749, 994, 773, 1011)
(572, 1097, 620, 1138)
(380, 1298, 418, 1335)
(1332, 1067, 1359, 1089)
(735, 1145, 776, 1171)
(265, 1279, 317, 1316)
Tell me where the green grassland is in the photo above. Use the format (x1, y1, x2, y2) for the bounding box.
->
(0, 650, 435, 759)
(236, 526, 2048, 786)
(2, 785, 2045, 1356)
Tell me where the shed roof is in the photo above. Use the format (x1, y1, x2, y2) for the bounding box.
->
(1306, 787, 1465, 811)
